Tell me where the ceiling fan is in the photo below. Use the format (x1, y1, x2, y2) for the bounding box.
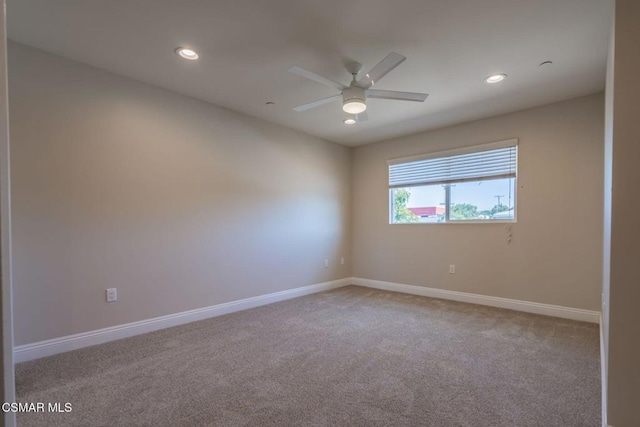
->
(289, 52, 428, 122)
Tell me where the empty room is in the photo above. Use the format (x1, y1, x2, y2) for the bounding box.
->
(1, 0, 639, 426)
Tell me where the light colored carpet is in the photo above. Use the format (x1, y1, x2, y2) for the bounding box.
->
(16, 285, 600, 426)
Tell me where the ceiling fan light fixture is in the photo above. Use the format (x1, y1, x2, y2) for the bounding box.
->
(176, 47, 199, 60)
(290, 52, 428, 117)
(343, 100, 367, 114)
(342, 86, 367, 114)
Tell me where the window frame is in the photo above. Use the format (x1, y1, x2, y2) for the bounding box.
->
(388, 139, 518, 225)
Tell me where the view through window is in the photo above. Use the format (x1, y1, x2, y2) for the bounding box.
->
(389, 140, 517, 223)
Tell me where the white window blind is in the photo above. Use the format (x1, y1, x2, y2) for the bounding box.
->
(388, 140, 517, 188)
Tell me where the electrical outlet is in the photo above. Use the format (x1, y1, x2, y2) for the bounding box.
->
(324, 259, 329, 268)
(106, 288, 117, 302)
(449, 264, 456, 274)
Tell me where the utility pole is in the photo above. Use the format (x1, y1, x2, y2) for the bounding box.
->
(495, 195, 505, 206)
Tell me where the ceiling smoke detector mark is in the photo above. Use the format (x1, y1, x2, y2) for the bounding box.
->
(343, 118, 356, 125)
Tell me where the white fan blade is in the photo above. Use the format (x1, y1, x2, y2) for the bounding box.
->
(355, 111, 368, 122)
(289, 66, 346, 91)
(345, 112, 368, 123)
(357, 52, 406, 89)
(366, 89, 428, 102)
(293, 94, 342, 112)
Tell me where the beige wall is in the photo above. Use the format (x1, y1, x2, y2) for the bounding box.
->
(8, 42, 351, 346)
(606, 0, 640, 425)
(352, 94, 604, 310)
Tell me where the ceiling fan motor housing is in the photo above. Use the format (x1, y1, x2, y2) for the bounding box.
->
(342, 86, 366, 113)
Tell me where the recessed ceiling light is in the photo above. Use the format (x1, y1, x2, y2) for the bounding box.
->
(176, 47, 199, 60)
(343, 118, 357, 125)
(484, 73, 507, 84)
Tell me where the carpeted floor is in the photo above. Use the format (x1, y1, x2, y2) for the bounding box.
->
(15, 285, 600, 426)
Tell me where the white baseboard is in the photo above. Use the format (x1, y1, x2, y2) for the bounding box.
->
(352, 277, 600, 323)
(14, 278, 352, 363)
(15, 277, 601, 363)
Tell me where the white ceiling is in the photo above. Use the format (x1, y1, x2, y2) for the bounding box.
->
(7, 0, 612, 146)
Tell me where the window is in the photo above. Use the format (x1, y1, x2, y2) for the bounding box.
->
(389, 139, 518, 223)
